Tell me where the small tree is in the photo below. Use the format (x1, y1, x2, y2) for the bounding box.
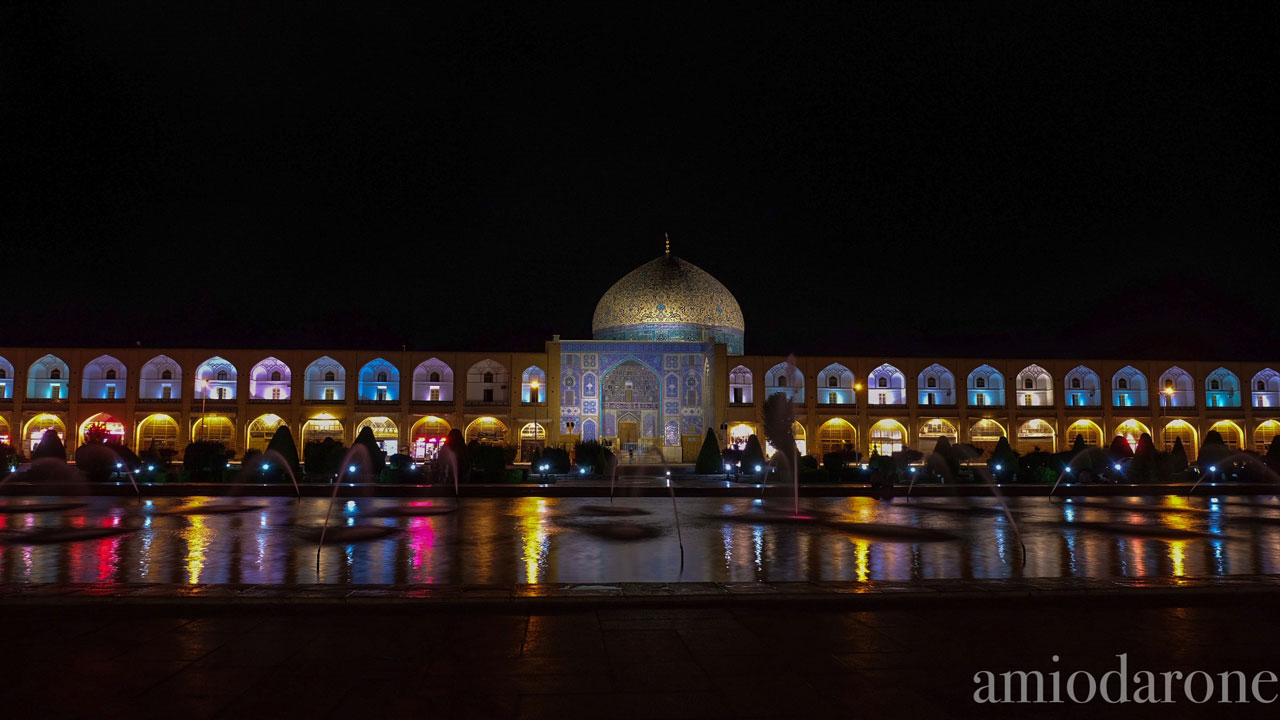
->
(1107, 436, 1134, 459)
(741, 434, 766, 475)
(931, 436, 961, 478)
(1071, 434, 1088, 454)
(265, 424, 301, 475)
(1168, 437, 1189, 474)
(987, 436, 1018, 480)
(761, 393, 797, 468)
(1267, 438, 1280, 471)
(354, 425, 386, 475)
(183, 440, 230, 482)
(304, 437, 345, 477)
(1203, 429, 1226, 448)
(1130, 432, 1160, 483)
(32, 430, 66, 461)
(694, 427, 722, 474)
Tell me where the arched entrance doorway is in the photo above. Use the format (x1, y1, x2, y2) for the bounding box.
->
(602, 359, 661, 461)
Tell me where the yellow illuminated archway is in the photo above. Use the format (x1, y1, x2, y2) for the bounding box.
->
(301, 414, 344, 446)
(192, 416, 236, 449)
(1254, 420, 1279, 454)
(918, 418, 957, 452)
(1208, 420, 1244, 451)
(1065, 419, 1103, 448)
(727, 422, 757, 450)
(817, 418, 856, 455)
(137, 414, 180, 451)
(410, 415, 451, 459)
(0, 415, 10, 446)
(23, 413, 66, 454)
(969, 418, 1006, 455)
(1162, 420, 1198, 461)
(1015, 419, 1055, 453)
(869, 419, 908, 456)
(465, 416, 508, 444)
(1113, 419, 1151, 451)
(246, 414, 286, 455)
(79, 412, 126, 445)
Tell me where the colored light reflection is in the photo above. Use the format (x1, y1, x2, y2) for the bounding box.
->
(517, 497, 549, 584)
(183, 514, 214, 584)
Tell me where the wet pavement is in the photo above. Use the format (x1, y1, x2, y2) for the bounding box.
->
(3, 494, 1280, 585)
(3, 589, 1279, 718)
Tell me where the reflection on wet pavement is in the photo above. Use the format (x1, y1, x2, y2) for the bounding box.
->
(1, 494, 1279, 584)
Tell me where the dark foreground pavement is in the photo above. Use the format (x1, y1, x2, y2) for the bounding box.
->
(4, 583, 1280, 719)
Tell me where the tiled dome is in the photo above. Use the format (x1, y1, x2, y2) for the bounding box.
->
(592, 254, 745, 354)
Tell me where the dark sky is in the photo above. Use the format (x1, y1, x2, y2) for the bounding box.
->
(4, 3, 1277, 359)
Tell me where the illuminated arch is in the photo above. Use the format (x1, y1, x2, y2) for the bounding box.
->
(301, 414, 344, 446)
(195, 356, 238, 400)
(966, 365, 1005, 407)
(1113, 419, 1151, 451)
(1065, 419, 1104, 448)
(467, 359, 509, 403)
(139, 355, 182, 399)
(1111, 366, 1147, 408)
(410, 416, 451, 459)
(0, 415, 9, 445)
(519, 422, 546, 440)
(27, 354, 70, 400)
(0, 355, 12, 400)
(1063, 365, 1100, 407)
(816, 418, 856, 455)
(81, 355, 127, 400)
(917, 364, 955, 406)
(412, 358, 453, 402)
(191, 415, 235, 449)
(303, 356, 345, 401)
(579, 418, 598, 442)
(23, 414, 66, 454)
(356, 416, 400, 453)
(1204, 367, 1241, 408)
(1015, 418, 1055, 453)
(1251, 368, 1280, 408)
(1207, 420, 1244, 451)
(868, 419, 907, 455)
(726, 422, 757, 450)
(729, 365, 753, 404)
(1158, 366, 1194, 408)
(79, 412, 126, 445)
(918, 418, 957, 452)
(764, 362, 804, 404)
(136, 414, 179, 451)
(816, 364, 854, 405)
(249, 357, 292, 400)
(1161, 420, 1198, 461)
(521, 366, 547, 403)
(1015, 364, 1053, 407)
(246, 414, 287, 454)
(868, 364, 906, 405)
(358, 358, 400, 401)
(969, 418, 1006, 454)
(1254, 420, 1279, 454)
(465, 416, 508, 444)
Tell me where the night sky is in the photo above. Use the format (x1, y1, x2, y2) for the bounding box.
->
(4, 3, 1277, 359)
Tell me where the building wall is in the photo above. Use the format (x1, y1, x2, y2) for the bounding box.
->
(1, 346, 1276, 462)
(720, 356, 1280, 459)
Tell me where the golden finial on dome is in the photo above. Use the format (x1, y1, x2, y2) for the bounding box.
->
(664, 232, 670, 255)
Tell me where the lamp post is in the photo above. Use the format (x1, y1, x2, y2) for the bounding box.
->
(198, 379, 209, 440)
(530, 379, 541, 460)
